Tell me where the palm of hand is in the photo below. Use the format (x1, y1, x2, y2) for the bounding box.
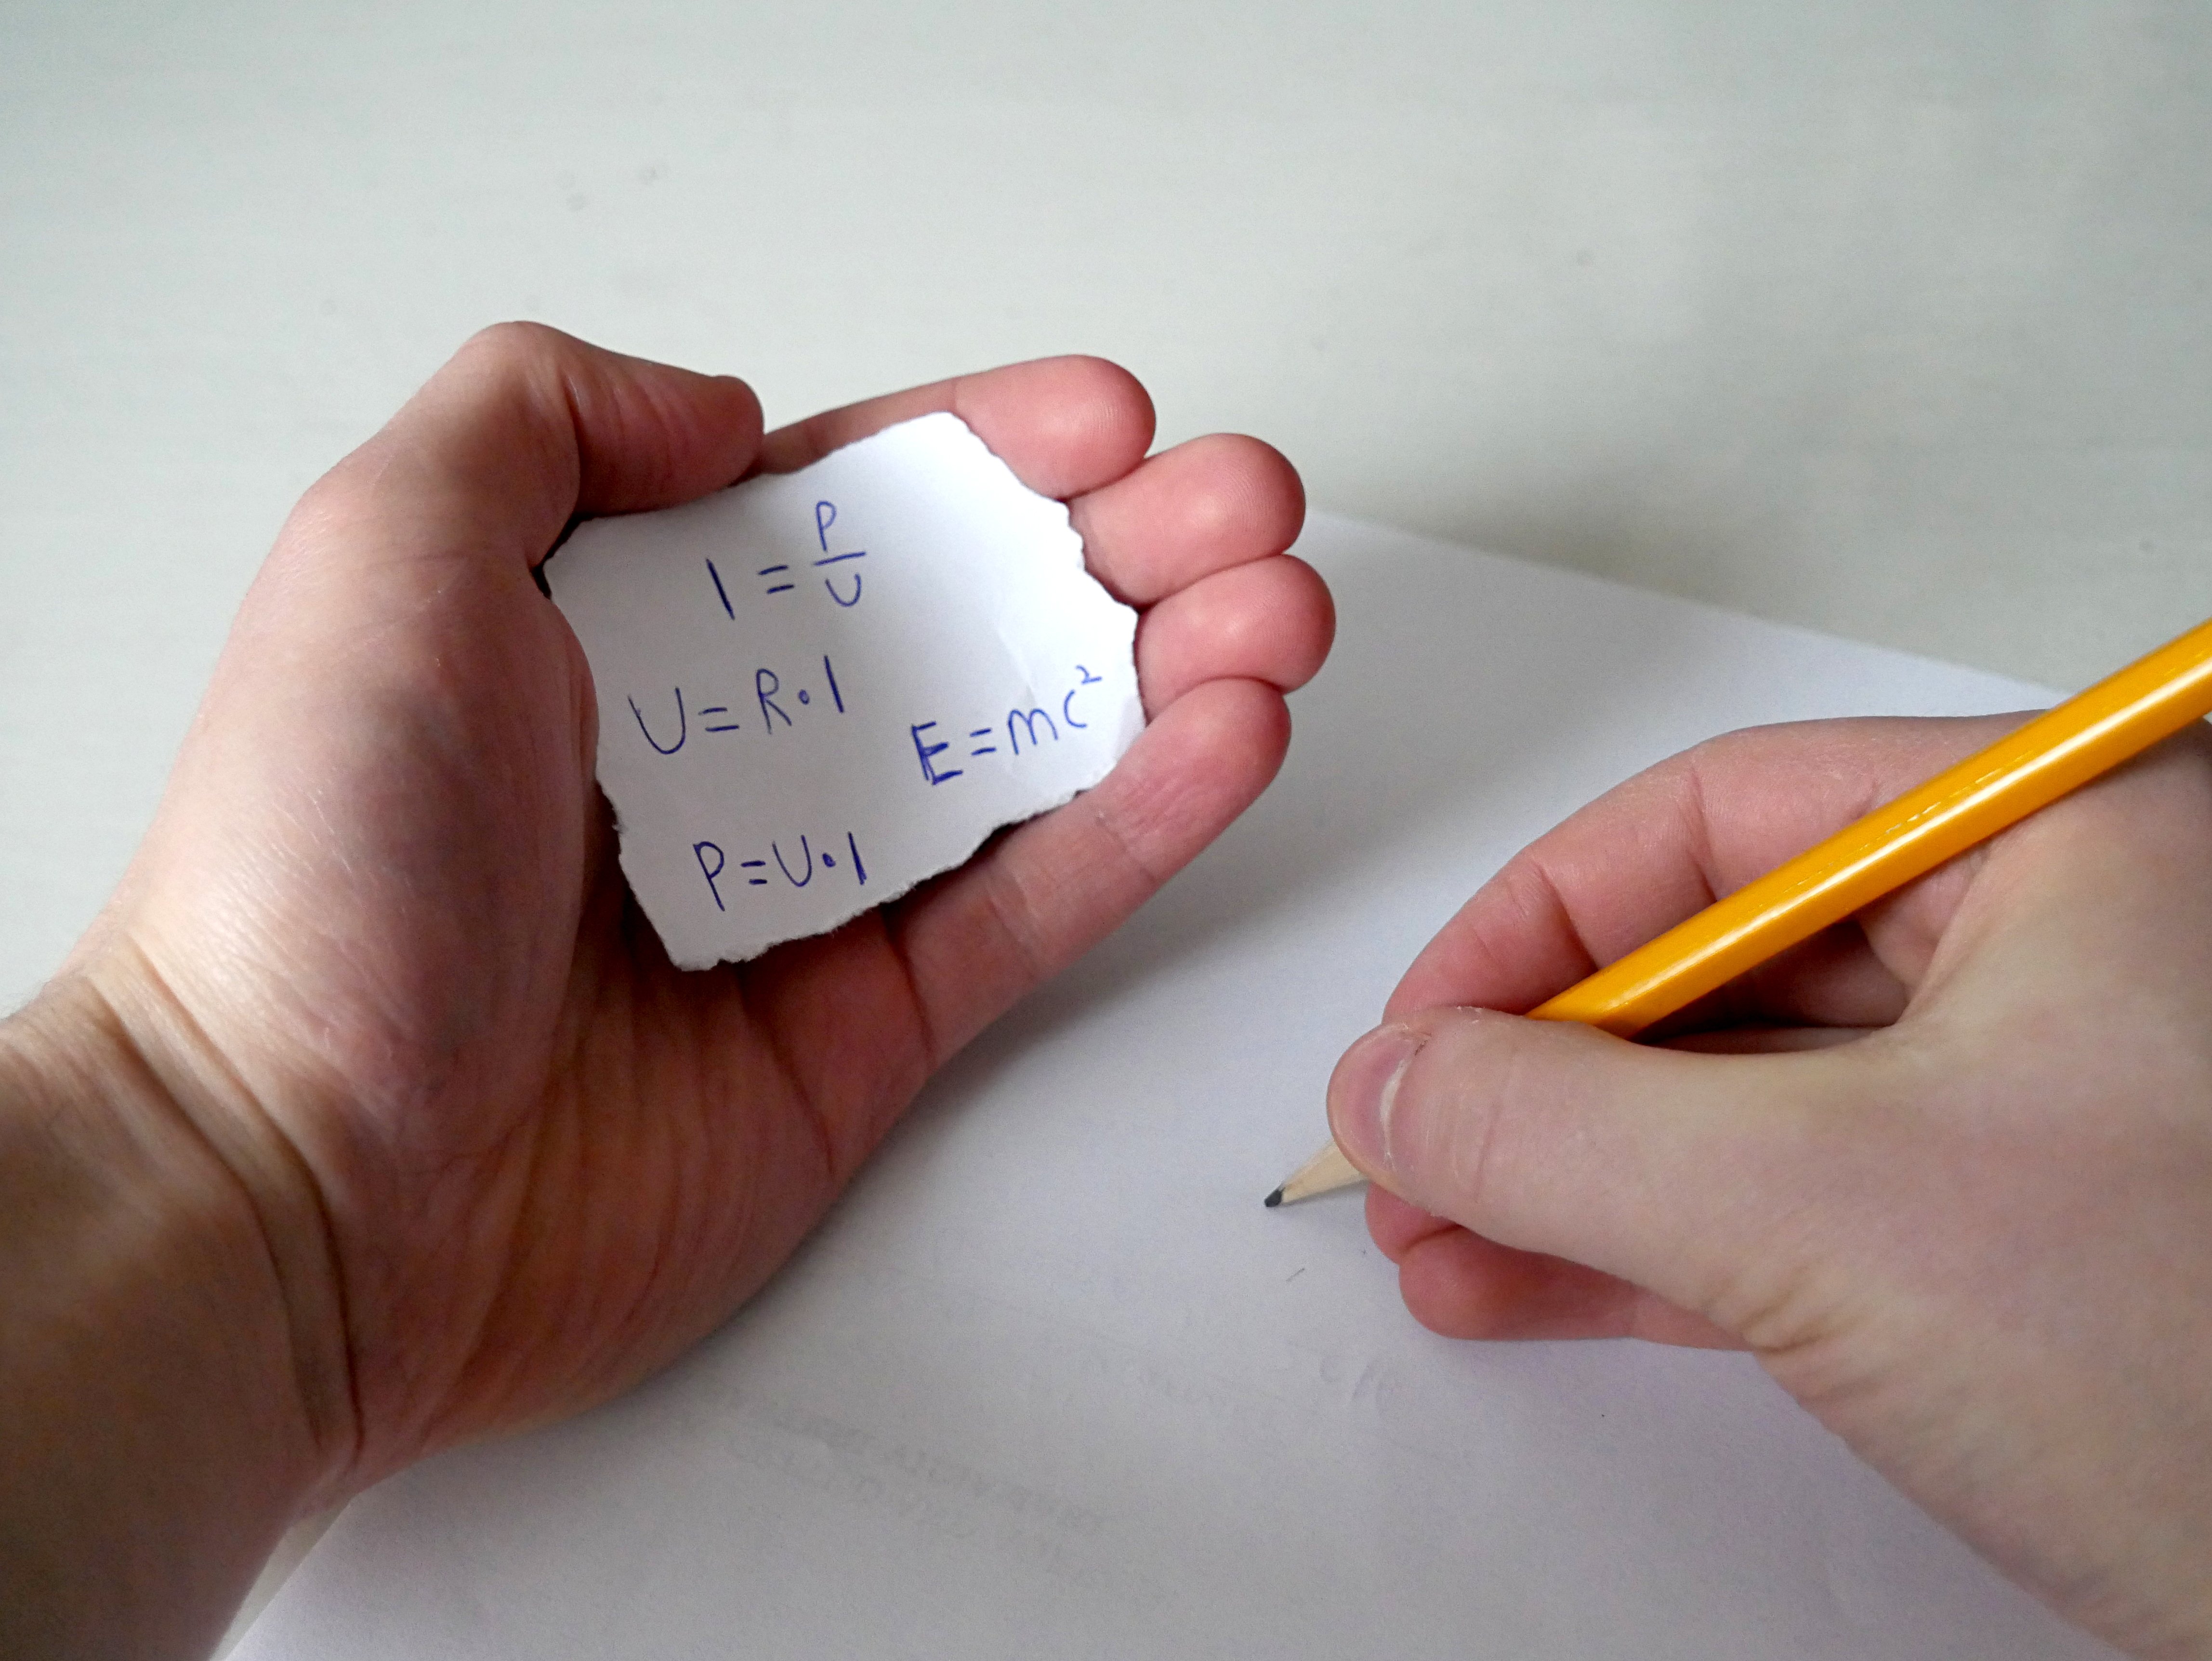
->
(80, 328, 1328, 1493)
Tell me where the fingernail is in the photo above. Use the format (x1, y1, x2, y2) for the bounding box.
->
(1329, 1024, 1426, 1175)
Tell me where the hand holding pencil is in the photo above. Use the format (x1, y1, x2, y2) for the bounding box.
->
(1277, 613, 2212, 1204)
(1301, 622, 2212, 1655)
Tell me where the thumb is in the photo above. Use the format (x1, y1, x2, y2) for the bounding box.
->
(334, 322, 767, 570)
(1326, 1010, 1864, 1341)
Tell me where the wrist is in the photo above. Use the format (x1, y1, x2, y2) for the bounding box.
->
(0, 972, 350, 1660)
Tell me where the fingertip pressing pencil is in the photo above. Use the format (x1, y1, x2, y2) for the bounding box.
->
(1270, 611, 2212, 1206)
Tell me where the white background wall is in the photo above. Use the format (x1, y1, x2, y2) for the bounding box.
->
(6, 0, 2212, 1005)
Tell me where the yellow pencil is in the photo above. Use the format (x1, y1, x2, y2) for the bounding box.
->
(1268, 612, 2212, 1207)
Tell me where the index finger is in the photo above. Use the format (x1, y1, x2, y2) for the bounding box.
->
(1384, 713, 2032, 1028)
(753, 355, 1156, 502)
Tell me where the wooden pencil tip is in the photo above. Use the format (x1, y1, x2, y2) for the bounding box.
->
(1271, 1139, 1369, 1207)
(1264, 1186, 1285, 1209)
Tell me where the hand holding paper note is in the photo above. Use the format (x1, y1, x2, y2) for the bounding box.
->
(549, 413, 1145, 968)
(0, 323, 1330, 1661)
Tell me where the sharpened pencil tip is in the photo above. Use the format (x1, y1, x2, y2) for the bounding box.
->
(1264, 1186, 1284, 1208)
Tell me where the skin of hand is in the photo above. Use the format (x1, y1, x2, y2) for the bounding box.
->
(1325, 714, 2212, 1660)
(0, 324, 1331, 1660)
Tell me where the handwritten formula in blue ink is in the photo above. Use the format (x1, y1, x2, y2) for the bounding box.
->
(546, 413, 1143, 969)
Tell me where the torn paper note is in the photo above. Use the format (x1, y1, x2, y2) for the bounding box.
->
(546, 412, 1144, 969)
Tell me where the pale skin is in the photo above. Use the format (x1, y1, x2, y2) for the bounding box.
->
(1327, 714, 2212, 1659)
(0, 325, 1332, 1660)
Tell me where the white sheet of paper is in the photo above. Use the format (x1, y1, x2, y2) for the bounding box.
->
(547, 413, 1142, 967)
(237, 515, 2120, 1661)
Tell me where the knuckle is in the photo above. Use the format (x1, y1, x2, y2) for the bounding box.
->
(459, 318, 567, 366)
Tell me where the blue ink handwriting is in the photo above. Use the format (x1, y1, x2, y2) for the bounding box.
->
(909, 665, 1111, 786)
(812, 499, 866, 607)
(692, 832, 869, 910)
(705, 516, 866, 611)
(1063, 663, 1103, 729)
(630, 688, 685, 755)
(631, 658, 848, 755)
(910, 721, 961, 785)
